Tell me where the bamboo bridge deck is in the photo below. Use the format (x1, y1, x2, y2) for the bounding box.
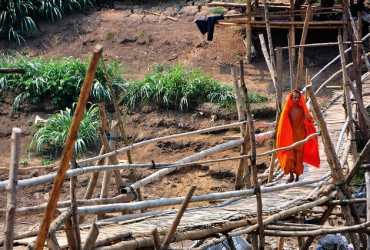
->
(15, 81, 370, 249)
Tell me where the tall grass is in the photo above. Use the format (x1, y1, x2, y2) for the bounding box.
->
(31, 103, 100, 158)
(0, 53, 126, 111)
(119, 63, 267, 111)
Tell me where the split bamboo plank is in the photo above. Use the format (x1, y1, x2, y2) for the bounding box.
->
(34, 44, 103, 250)
(4, 128, 21, 250)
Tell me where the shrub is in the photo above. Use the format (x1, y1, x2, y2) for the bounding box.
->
(0, 53, 126, 111)
(31, 103, 100, 158)
(208, 7, 224, 15)
(119, 63, 267, 111)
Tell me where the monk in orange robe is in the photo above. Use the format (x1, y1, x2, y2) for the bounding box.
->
(276, 90, 320, 183)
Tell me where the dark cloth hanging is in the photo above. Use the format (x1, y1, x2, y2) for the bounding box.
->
(195, 15, 224, 41)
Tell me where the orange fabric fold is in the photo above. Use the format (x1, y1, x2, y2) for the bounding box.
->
(276, 90, 320, 175)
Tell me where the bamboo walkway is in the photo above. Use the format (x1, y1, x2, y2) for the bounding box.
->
(15, 82, 366, 249)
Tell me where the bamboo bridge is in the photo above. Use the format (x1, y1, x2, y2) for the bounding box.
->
(2, 21, 370, 250)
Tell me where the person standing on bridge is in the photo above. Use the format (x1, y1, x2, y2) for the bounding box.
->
(276, 90, 320, 183)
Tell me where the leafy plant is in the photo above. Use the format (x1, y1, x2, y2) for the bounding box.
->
(41, 159, 52, 165)
(20, 159, 29, 166)
(31, 103, 100, 158)
(119, 63, 268, 111)
(106, 32, 114, 40)
(0, 53, 127, 111)
(0, 0, 93, 44)
(208, 7, 224, 15)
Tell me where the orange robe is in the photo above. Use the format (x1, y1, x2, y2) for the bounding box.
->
(276, 91, 320, 175)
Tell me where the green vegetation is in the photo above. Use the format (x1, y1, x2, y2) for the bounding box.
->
(41, 159, 53, 165)
(119, 63, 267, 111)
(31, 103, 100, 158)
(208, 7, 224, 15)
(106, 32, 114, 40)
(20, 159, 29, 166)
(0, 53, 126, 112)
(0, 0, 93, 44)
(138, 30, 145, 38)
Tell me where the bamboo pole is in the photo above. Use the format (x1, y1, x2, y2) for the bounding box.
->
(64, 218, 76, 250)
(246, 0, 252, 63)
(100, 57, 143, 202)
(69, 152, 81, 250)
(288, 34, 294, 90)
(296, 5, 312, 90)
(258, 33, 277, 91)
(240, 82, 265, 248)
(278, 237, 285, 250)
(338, 34, 358, 165)
(4, 128, 21, 250)
(151, 228, 161, 250)
(346, 139, 370, 184)
(232, 66, 250, 190)
(306, 85, 361, 249)
(82, 223, 99, 250)
(34, 44, 103, 250)
(0, 68, 25, 74)
(48, 209, 73, 237)
(263, 0, 277, 81)
(347, 83, 370, 127)
(47, 234, 60, 250)
(83, 146, 105, 201)
(290, 0, 295, 59)
(162, 185, 196, 249)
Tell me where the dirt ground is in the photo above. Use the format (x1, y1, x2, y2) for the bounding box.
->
(0, 0, 345, 249)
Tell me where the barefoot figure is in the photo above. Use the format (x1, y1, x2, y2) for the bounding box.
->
(276, 90, 320, 183)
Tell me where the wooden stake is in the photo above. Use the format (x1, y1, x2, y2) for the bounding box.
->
(64, 218, 76, 250)
(4, 128, 21, 250)
(296, 5, 312, 90)
(100, 57, 143, 202)
(82, 223, 99, 250)
(366, 172, 370, 250)
(161, 185, 197, 249)
(232, 66, 249, 190)
(240, 82, 265, 248)
(246, 0, 252, 63)
(34, 44, 103, 250)
(69, 152, 81, 250)
(151, 228, 161, 250)
(290, 0, 295, 59)
(46, 234, 60, 250)
(288, 34, 295, 91)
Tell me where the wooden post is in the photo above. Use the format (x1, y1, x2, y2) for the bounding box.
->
(263, 0, 276, 74)
(258, 33, 277, 91)
(240, 83, 265, 248)
(288, 34, 295, 90)
(35, 44, 103, 250)
(232, 66, 250, 190)
(100, 57, 143, 202)
(82, 223, 99, 250)
(290, 0, 296, 59)
(278, 237, 285, 250)
(251, 233, 258, 249)
(338, 34, 358, 164)
(47, 234, 60, 250)
(246, 0, 252, 63)
(69, 152, 81, 250)
(161, 185, 197, 249)
(296, 5, 313, 90)
(151, 228, 161, 250)
(306, 85, 361, 249)
(64, 218, 77, 250)
(226, 236, 236, 250)
(4, 128, 21, 250)
(83, 146, 105, 199)
(366, 172, 370, 250)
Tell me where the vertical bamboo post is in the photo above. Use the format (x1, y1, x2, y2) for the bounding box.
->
(232, 65, 250, 190)
(296, 5, 313, 90)
(306, 85, 361, 249)
(35, 44, 103, 250)
(338, 34, 358, 165)
(4, 128, 21, 250)
(70, 152, 81, 250)
(288, 34, 295, 90)
(100, 57, 143, 202)
(64, 218, 76, 250)
(151, 228, 161, 250)
(240, 83, 265, 248)
(366, 172, 370, 250)
(81, 223, 99, 250)
(246, 0, 252, 63)
(290, 0, 296, 59)
(263, 0, 276, 74)
(161, 185, 196, 249)
(258, 33, 277, 91)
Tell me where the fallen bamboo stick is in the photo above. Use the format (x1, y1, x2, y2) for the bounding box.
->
(34, 44, 103, 250)
(4, 128, 21, 250)
(162, 185, 196, 249)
